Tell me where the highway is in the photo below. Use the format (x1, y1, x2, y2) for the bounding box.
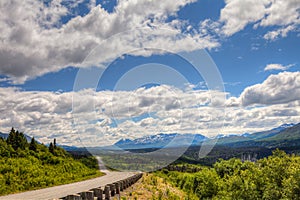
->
(0, 158, 136, 200)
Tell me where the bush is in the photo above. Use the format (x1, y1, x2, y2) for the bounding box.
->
(0, 129, 103, 195)
(155, 150, 300, 200)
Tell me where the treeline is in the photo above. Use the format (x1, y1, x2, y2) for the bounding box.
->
(0, 128, 102, 196)
(156, 149, 300, 200)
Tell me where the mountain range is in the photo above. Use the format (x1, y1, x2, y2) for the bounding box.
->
(216, 123, 296, 145)
(1, 123, 299, 151)
(115, 133, 206, 149)
(115, 123, 299, 149)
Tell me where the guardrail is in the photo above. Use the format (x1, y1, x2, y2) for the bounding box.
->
(61, 173, 143, 200)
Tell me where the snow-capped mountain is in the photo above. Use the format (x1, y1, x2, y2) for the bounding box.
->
(114, 124, 297, 149)
(271, 123, 295, 131)
(115, 133, 207, 149)
(216, 123, 298, 145)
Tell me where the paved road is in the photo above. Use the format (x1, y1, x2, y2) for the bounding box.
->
(0, 158, 136, 200)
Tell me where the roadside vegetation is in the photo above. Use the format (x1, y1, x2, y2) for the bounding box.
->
(0, 128, 103, 196)
(118, 173, 195, 200)
(155, 149, 300, 200)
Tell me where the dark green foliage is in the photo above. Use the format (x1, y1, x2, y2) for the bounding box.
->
(155, 149, 300, 200)
(78, 156, 99, 170)
(49, 142, 54, 154)
(6, 128, 27, 150)
(0, 138, 15, 157)
(29, 137, 37, 152)
(0, 128, 103, 196)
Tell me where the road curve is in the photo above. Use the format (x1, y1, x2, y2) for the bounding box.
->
(0, 157, 137, 200)
(0, 171, 136, 200)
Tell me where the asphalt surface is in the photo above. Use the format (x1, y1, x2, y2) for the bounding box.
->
(0, 158, 136, 200)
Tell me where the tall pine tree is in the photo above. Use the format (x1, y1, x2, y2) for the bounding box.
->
(49, 142, 54, 154)
(53, 138, 57, 149)
(6, 128, 27, 150)
(6, 128, 17, 149)
(29, 137, 37, 151)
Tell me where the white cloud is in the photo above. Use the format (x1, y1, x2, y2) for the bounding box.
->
(219, 0, 300, 37)
(259, 0, 300, 27)
(1, 80, 300, 146)
(0, 0, 221, 84)
(221, 71, 300, 134)
(0, 0, 299, 147)
(238, 71, 300, 106)
(264, 63, 295, 71)
(264, 25, 297, 40)
(1, 0, 297, 84)
(0, 84, 226, 145)
(220, 0, 268, 36)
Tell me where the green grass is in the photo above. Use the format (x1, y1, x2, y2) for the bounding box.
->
(0, 156, 103, 195)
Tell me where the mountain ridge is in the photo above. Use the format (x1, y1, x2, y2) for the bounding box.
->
(115, 133, 207, 149)
(114, 123, 299, 149)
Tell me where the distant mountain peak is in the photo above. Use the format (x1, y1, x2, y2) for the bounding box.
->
(241, 133, 251, 137)
(271, 123, 295, 131)
(114, 138, 133, 145)
(114, 133, 206, 149)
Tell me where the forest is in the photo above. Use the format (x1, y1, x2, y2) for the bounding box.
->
(0, 128, 103, 196)
(155, 149, 300, 200)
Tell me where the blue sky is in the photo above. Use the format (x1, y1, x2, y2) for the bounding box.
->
(3, 0, 298, 95)
(0, 0, 299, 146)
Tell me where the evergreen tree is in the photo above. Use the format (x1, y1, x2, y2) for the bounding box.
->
(49, 142, 54, 154)
(29, 137, 37, 151)
(6, 128, 17, 149)
(53, 138, 57, 149)
(16, 131, 27, 150)
(6, 128, 26, 150)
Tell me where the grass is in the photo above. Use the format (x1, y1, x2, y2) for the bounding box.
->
(114, 173, 196, 200)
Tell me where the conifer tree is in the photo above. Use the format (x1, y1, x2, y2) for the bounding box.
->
(17, 131, 27, 150)
(54, 138, 57, 149)
(29, 137, 37, 151)
(49, 142, 54, 154)
(6, 127, 17, 149)
(6, 128, 27, 150)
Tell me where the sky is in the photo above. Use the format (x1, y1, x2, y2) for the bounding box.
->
(0, 0, 299, 147)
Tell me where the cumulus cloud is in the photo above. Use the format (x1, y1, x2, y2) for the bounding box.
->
(1, 81, 300, 146)
(0, 0, 220, 84)
(220, 0, 300, 37)
(0, 85, 225, 146)
(1, 0, 298, 84)
(0, 0, 299, 146)
(264, 63, 295, 71)
(263, 25, 297, 40)
(238, 72, 300, 106)
(220, 0, 268, 36)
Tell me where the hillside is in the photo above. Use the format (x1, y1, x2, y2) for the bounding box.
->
(113, 123, 300, 150)
(0, 128, 103, 196)
(155, 150, 300, 200)
(216, 123, 296, 145)
(179, 123, 300, 165)
(247, 123, 295, 140)
(119, 173, 193, 199)
(263, 123, 300, 141)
